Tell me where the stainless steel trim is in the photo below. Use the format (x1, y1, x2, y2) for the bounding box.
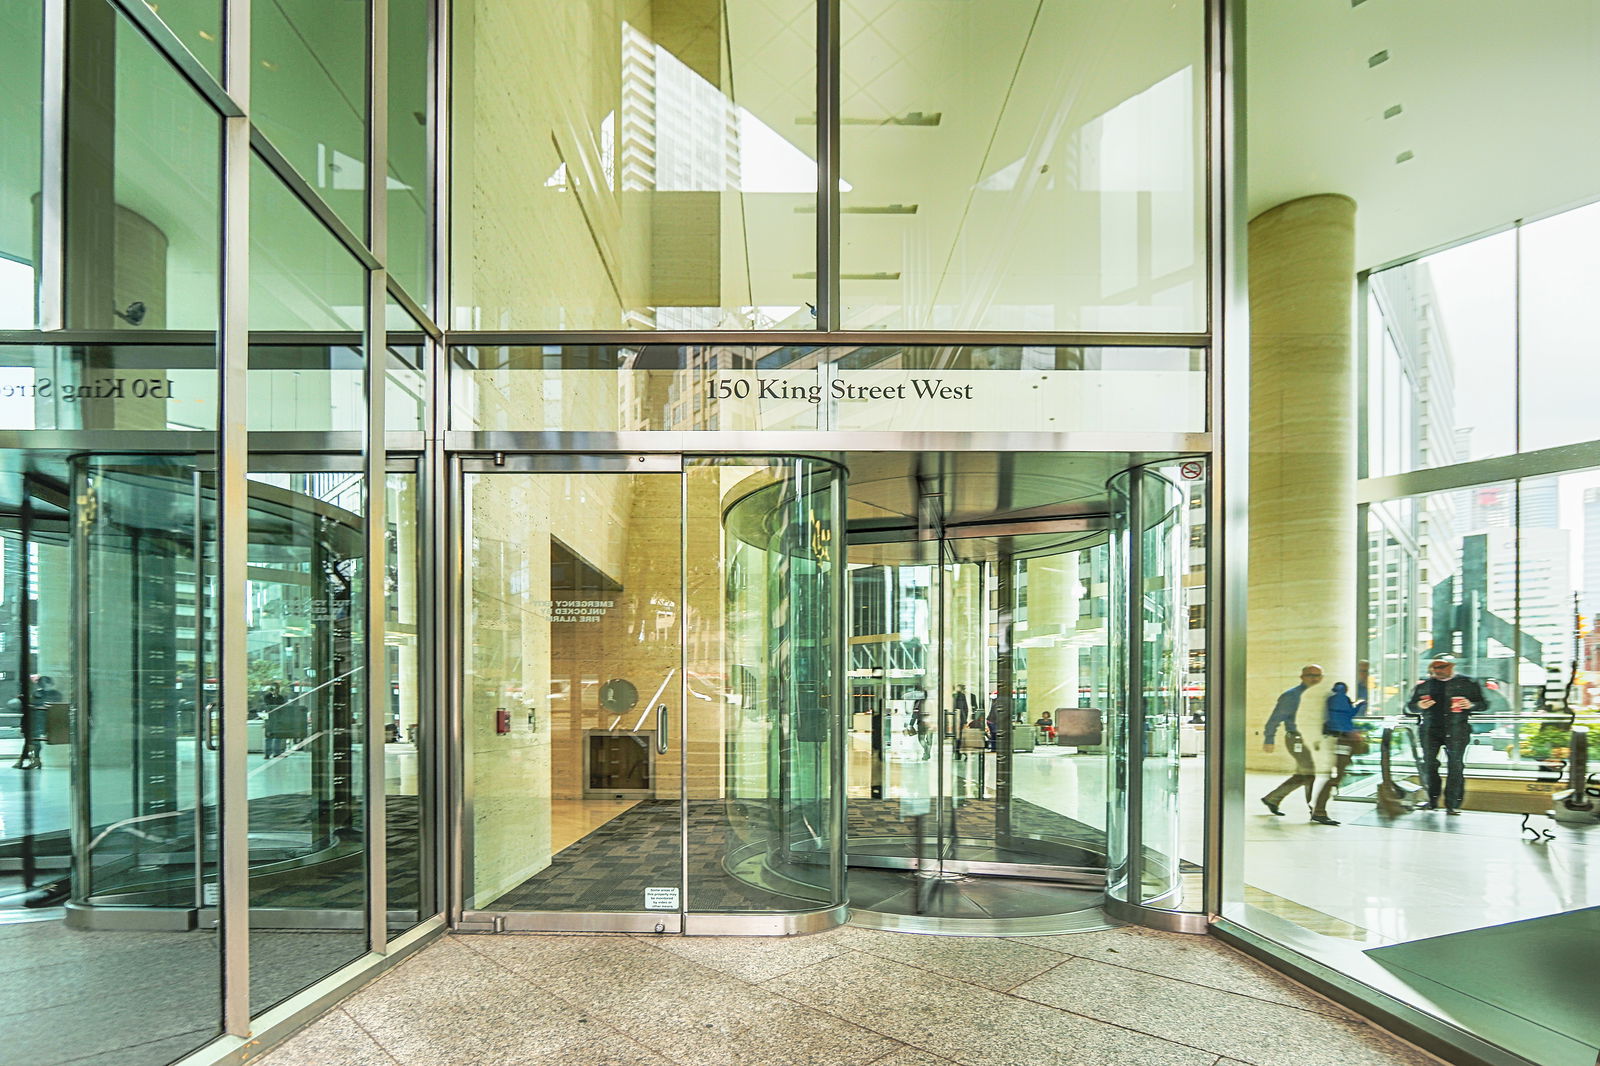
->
(368, 0, 388, 259)
(678, 466, 689, 916)
(846, 907, 1116, 938)
(1103, 895, 1209, 934)
(683, 906, 848, 937)
(37, 0, 66, 332)
(447, 453, 467, 920)
(444, 431, 1212, 455)
(829, 461, 848, 908)
(365, 265, 389, 955)
(104, 0, 242, 117)
(249, 130, 382, 272)
(816, 0, 839, 330)
(0, 328, 218, 344)
(218, 0, 251, 1033)
(1123, 467, 1145, 906)
(458, 453, 684, 474)
(1209, 917, 1534, 1066)
(429, 0, 449, 326)
(1356, 440, 1600, 504)
(849, 515, 1110, 545)
(446, 330, 1211, 348)
(1210, 0, 1247, 923)
(471, 911, 685, 934)
(387, 278, 442, 340)
(168, 918, 447, 1066)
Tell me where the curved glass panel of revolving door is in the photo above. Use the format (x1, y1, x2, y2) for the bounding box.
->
(1106, 463, 1190, 913)
(841, 523, 1111, 923)
(708, 459, 845, 914)
(461, 456, 844, 931)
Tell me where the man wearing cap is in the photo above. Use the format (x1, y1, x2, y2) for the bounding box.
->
(1405, 655, 1487, 815)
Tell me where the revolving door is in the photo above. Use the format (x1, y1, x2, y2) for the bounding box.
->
(722, 455, 1200, 932)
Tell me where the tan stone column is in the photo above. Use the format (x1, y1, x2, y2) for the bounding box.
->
(1025, 552, 1080, 720)
(1246, 194, 1357, 771)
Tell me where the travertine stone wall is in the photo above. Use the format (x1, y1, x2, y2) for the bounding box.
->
(1246, 194, 1357, 770)
(1025, 552, 1081, 719)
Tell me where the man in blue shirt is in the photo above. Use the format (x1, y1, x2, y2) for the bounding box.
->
(1260, 665, 1335, 823)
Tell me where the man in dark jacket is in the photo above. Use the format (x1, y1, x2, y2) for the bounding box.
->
(1405, 655, 1487, 814)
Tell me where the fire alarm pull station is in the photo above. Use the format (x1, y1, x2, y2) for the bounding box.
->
(495, 708, 511, 734)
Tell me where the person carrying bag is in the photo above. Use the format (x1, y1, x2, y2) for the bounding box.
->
(1309, 681, 1367, 826)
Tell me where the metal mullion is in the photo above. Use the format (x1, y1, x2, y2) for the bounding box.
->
(249, 131, 382, 272)
(365, 0, 391, 957)
(816, 0, 840, 330)
(364, 267, 389, 953)
(1206, 0, 1245, 925)
(38, 0, 65, 331)
(102, 0, 243, 118)
(218, 0, 252, 1037)
(442, 330, 1212, 349)
(430, 0, 450, 327)
(679, 466, 689, 923)
(1124, 469, 1146, 906)
(387, 278, 443, 341)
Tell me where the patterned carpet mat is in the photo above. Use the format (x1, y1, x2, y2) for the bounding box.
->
(484, 796, 1105, 913)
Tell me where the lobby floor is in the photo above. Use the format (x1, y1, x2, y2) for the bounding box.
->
(257, 924, 1444, 1066)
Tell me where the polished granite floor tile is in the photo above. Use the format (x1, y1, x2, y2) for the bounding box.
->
(763, 949, 1219, 1066)
(865, 1046, 962, 1066)
(494, 933, 899, 1066)
(644, 923, 856, 982)
(1008, 925, 1352, 1017)
(1012, 955, 1437, 1066)
(250, 930, 1444, 1066)
(250, 1008, 397, 1066)
(834, 925, 1067, 992)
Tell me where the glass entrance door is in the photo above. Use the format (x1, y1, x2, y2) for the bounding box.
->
(461, 458, 684, 931)
(459, 455, 845, 934)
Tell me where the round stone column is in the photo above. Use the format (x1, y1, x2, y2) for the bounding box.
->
(1246, 194, 1357, 770)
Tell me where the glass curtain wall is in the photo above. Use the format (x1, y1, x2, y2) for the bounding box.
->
(0, 0, 439, 1062)
(1237, 3, 1600, 1059)
(448, 0, 1207, 332)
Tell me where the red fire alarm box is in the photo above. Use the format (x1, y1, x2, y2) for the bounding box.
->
(495, 708, 511, 734)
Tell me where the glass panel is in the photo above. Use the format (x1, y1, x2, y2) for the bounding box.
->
(0, 2, 42, 329)
(451, 344, 1206, 435)
(840, 0, 1205, 330)
(1367, 231, 1517, 469)
(384, 469, 427, 937)
(141, 0, 222, 83)
(245, 467, 368, 1012)
(385, 296, 427, 434)
(450, 0, 816, 330)
(249, 154, 366, 432)
(686, 457, 843, 913)
(252, 0, 369, 236)
(388, 0, 431, 306)
(58, 4, 223, 332)
(246, 155, 369, 1012)
(0, 452, 226, 1066)
(0, 342, 218, 432)
(463, 470, 684, 917)
(1519, 202, 1600, 453)
(249, 155, 365, 332)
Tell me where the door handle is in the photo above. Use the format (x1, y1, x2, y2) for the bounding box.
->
(656, 705, 669, 754)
